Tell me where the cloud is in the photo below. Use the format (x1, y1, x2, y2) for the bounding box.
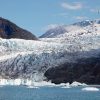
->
(42, 24, 60, 32)
(61, 2, 83, 10)
(74, 16, 88, 20)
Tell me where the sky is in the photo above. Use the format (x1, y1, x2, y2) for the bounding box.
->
(0, 0, 100, 37)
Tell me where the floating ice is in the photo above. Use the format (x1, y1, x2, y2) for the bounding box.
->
(27, 86, 39, 89)
(82, 87, 99, 91)
(71, 81, 87, 87)
(61, 85, 70, 88)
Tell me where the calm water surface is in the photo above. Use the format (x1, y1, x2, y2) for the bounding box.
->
(0, 86, 100, 100)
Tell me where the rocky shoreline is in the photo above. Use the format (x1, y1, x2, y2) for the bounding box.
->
(45, 56, 100, 84)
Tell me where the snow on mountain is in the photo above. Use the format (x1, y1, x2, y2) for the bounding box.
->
(40, 19, 100, 51)
(40, 19, 100, 39)
(40, 25, 67, 38)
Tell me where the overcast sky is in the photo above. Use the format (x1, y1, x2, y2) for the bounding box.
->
(0, 0, 100, 36)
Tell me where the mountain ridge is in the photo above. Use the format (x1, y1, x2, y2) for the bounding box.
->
(0, 17, 37, 40)
(40, 19, 100, 38)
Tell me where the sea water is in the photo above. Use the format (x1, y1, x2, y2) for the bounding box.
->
(0, 86, 100, 100)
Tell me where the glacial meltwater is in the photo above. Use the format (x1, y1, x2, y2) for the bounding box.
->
(0, 86, 100, 100)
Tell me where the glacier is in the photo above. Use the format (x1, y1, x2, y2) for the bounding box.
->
(0, 19, 100, 85)
(0, 36, 100, 81)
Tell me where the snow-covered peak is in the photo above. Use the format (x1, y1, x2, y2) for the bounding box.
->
(73, 20, 92, 27)
(40, 19, 100, 38)
(40, 25, 67, 38)
(73, 19, 100, 27)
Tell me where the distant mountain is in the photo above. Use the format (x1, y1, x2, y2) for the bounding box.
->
(0, 17, 37, 40)
(40, 19, 100, 38)
(40, 25, 67, 38)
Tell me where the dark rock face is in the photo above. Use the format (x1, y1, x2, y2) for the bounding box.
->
(0, 17, 37, 40)
(44, 57, 100, 84)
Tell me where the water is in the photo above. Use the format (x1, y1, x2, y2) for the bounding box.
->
(0, 86, 100, 100)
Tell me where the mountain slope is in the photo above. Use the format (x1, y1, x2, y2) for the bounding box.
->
(0, 17, 37, 40)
